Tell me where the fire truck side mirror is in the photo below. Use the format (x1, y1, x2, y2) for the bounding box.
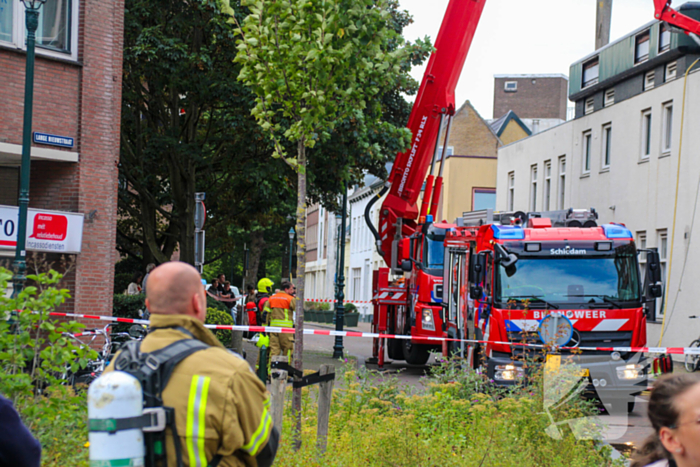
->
(494, 243, 518, 269)
(645, 249, 663, 298)
(401, 259, 413, 272)
(399, 238, 410, 262)
(469, 252, 486, 297)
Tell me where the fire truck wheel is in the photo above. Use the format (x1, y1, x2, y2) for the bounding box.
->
(609, 399, 635, 414)
(403, 341, 430, 365)
(387, 338, 403, 360)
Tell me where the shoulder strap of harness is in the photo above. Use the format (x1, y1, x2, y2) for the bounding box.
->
(111, 335, 223, 467)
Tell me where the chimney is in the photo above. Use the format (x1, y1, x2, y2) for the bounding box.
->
(595, 0, 613, 49)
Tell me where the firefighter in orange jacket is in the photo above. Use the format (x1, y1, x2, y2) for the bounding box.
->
(263, 280, 296, 362)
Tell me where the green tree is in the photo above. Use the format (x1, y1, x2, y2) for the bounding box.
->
(118, 0, 296, 266)
(228, 0, 421, 444)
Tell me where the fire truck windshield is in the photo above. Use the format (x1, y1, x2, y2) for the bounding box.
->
(495, 252, 640, 307)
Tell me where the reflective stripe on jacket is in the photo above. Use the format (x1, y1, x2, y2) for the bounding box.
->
(264, 292, 295, 328)
(105, 314, 273, 467)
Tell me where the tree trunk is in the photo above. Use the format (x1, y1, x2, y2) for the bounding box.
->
(245, 230, 265, 287)
(292, 139, 306, 450)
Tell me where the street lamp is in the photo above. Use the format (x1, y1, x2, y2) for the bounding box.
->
(288, 227, 295, 280)
(333, 186, 348, 359)
(14, 0, 47, 294)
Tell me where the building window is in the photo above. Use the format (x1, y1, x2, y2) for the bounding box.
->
(657, 229, 668, 315)
(504, 81, 517, 92)
(659, 23, 671, 53)
(0, 0, 77, 58)
(0, 0, 13, 43)
(641, 109, 652, 159)
(584, 98, 594, 115)
(582, 131, 592, 174)
(665, 61, 677, 82)
(601, 124, 612, 169)
(507, 172, 515, 211)
(558, 156, 566, 209)
(544, 160, 551, 211)
(582, 57, 599, 88)
(351, 268, 362, 301)
(529, 165, 538, 211)
(644, 70, 655, 91)
(635, 30, 650, 64)
(604, 89, 615, 107)
(662, 101, 673, 154)
(472, 188, 496, 211)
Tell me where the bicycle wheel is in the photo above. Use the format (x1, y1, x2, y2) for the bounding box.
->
(684, 340, 700, 372)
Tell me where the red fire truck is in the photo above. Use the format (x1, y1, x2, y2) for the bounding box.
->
(367, 0, 665, 408)
(445, 209, 663, 410)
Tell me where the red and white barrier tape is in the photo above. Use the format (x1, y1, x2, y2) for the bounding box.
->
(305, 298, 372, 305)
(31, 310, 700, 356)
(206, 293, 370, 305)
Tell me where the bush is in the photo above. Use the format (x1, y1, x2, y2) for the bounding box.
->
(272, 361, 623, 467)
(113, 272, 132, 294)
(0, 268, 98, 467)
(304, 301, 331, 312)
(205, 307, 234, 347)
(344, 302, 357, 313)
(113, 293, 146, 320)
(207, 294, 231, 313)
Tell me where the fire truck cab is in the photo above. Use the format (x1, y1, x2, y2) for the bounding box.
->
(441, 208, 663, 411)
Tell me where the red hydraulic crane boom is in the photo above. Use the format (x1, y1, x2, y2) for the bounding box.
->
(654, 0, 700, 35)
(366, 0, 486, 270)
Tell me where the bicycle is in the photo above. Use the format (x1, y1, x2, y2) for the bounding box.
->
(61, 323, 144, 387)
(684, 315, 700, 372)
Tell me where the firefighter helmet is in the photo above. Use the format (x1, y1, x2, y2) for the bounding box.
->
(257, 277, 274, 294)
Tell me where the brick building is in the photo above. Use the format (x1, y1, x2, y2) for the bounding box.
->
(493, 74, 568, 120)
(0, 0, 124, 316)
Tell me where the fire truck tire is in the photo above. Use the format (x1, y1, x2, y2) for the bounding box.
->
(388, 338, 403, 360)
(403, 341, 430, 365)
(609, 399, 636, 414)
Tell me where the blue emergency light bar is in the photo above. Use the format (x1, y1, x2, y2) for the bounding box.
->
(491, 224, 525, 240)
(602, 224, 633, 239)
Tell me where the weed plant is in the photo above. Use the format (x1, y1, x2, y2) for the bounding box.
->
(273, 359, 624, 467)
(0, 267, 96, 466)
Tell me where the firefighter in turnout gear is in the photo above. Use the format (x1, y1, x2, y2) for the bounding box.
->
(105, 262, 278, 467)
(264, 280, 296, 362)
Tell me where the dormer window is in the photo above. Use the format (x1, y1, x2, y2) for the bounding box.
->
(635, 30, 650, 64)
(659, 23, 671, 53)
(504, 81, 517, 92)
(582, 57, 599, 88)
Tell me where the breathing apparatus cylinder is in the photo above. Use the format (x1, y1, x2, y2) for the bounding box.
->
(88, 371, 146, 466)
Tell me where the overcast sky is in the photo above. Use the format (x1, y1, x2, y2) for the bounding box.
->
(398, 0, 654, 119)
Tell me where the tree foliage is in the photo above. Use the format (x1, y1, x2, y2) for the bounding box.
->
(227, 0, 429, 446)
(118, 0, 295, 266)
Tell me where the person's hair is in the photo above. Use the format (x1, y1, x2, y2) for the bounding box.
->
(631, 373, 700, 467)
(224, 281, 231, 287)
(218, 273, 225, 279)
(146, 263, 156, 273)
(246, 284, 254, 292)
(131, 272, 143, 283)
(280, 280, 293, 291)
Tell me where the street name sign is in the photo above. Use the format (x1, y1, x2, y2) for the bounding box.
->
(33, 132, 75, 149)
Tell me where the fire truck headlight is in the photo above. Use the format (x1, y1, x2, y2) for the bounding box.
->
(421, 309, 435, 331)
(616, 364, 645, 380)
(494, 364, 524, 381)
